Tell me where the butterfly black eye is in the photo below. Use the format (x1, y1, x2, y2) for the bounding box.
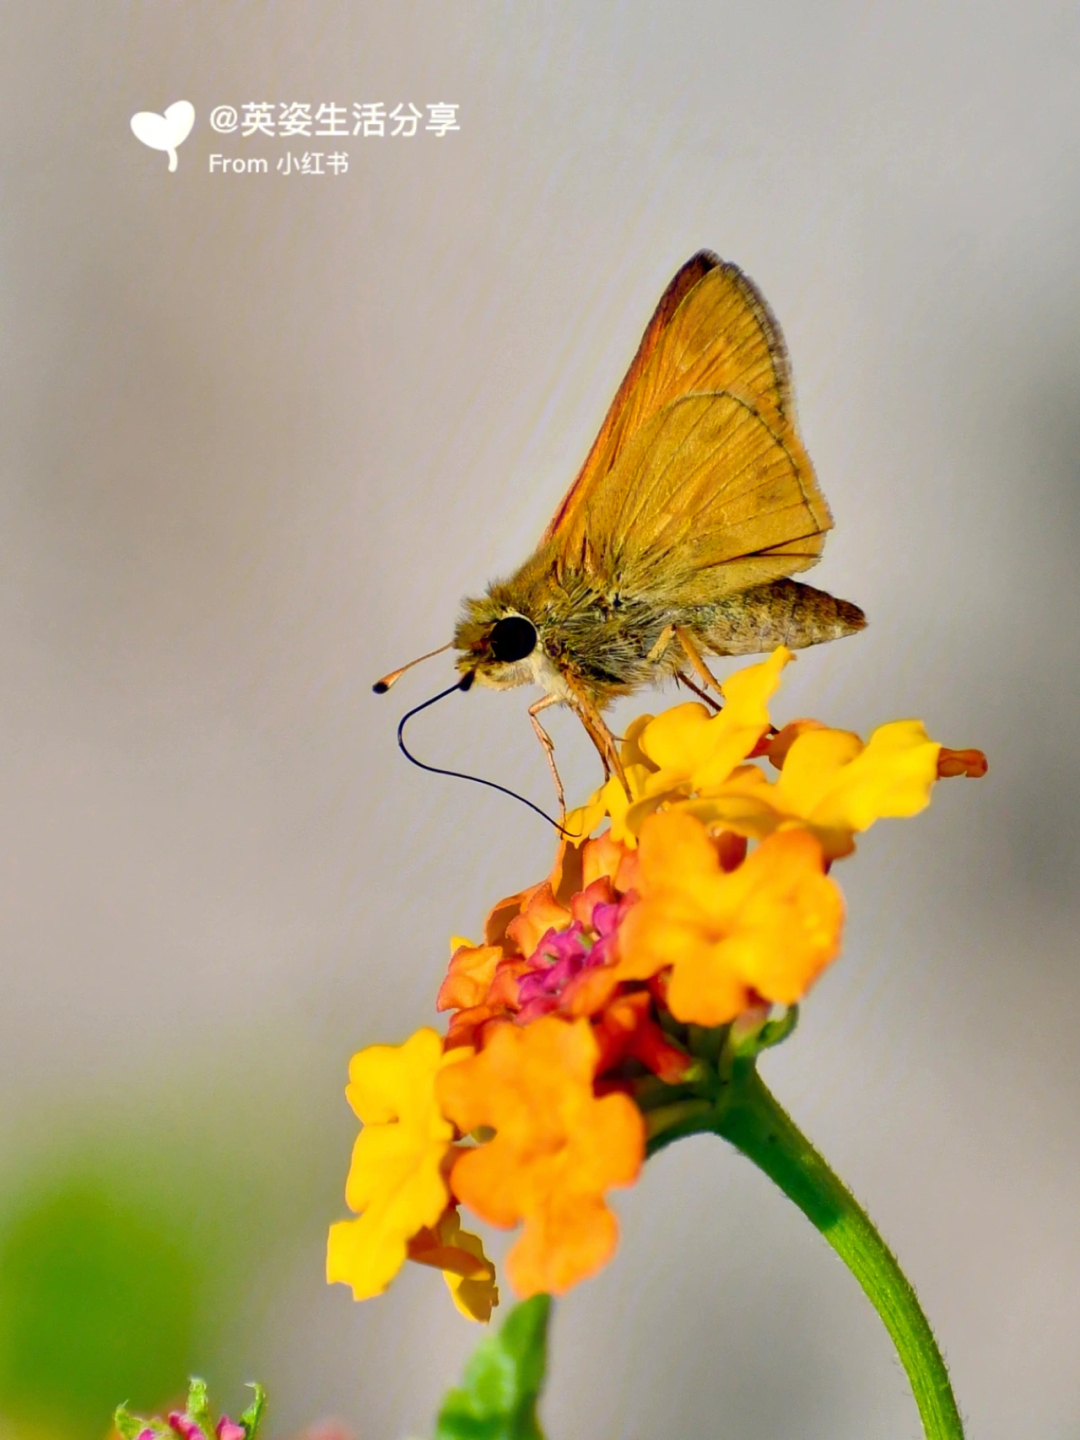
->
(489, 615, 537, 663)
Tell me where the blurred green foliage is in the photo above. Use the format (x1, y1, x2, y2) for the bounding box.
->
(0, 1040, 342, 1440)
(0, 1170, 199, 1438)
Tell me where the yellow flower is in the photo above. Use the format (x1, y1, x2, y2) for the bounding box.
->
(566, 646, 980, 861)
(775, 719, 941, 834)
(638, 646, 792, 794)
(407, 1206, 499, 1322)
(568, 649, 792, 844)
(615, 811, 844, 1026)
(327, 1028, 460, 1301)
(436, 1017, 645, 1297)
(669, 719, 943, 859)
(565, 767, 649, 846)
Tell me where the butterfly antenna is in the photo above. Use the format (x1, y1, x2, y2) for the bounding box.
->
(395, 678, 577, 838)
(372, 642, 454, 694)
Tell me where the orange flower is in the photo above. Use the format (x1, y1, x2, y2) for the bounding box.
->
(437, 832, 641, 1033)
(590, 989, 695, 1085)
(615, 812, 844, 1026)
(436, 1017, 645, 1296)
(437, 940, 504, 1013)
(506, 883, 573, 959)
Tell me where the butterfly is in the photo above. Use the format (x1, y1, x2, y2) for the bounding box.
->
(377, 251, 864, 811)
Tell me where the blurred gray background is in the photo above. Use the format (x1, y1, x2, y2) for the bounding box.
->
(1, 3, 1078, 1437)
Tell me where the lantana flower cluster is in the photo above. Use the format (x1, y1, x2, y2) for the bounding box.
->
(328, 648, 985, 1320)
(114, 1378, 264, 1440)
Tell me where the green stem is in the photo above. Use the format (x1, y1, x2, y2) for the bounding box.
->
(655, 1065, 965, 1440)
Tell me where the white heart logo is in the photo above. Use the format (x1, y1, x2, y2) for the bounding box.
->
(130, 100, 195, 172)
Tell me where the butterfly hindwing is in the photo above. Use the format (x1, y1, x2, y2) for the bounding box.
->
(567, 391, 830, 603)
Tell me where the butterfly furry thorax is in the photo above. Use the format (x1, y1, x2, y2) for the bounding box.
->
(455, 543, 682, 708)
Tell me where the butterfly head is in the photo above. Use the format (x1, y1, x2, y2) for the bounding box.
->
(454, 596, 542, 691)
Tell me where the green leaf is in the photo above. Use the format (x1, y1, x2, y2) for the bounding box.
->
(434, 1295, 552, 1440)
(114, 1403, 162, 1440)
(729, 1004, 799, 1060)
(113, 1404, 142, 1440)
(240, 1382, 267, 1438)
(113, 1404, 171, 1440)
(186, 1376, 213, 1434)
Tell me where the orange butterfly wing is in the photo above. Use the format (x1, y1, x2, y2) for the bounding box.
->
(541, 255, 831, 602)
(541, 251, 721, 543)
(574, 393, 829, 601)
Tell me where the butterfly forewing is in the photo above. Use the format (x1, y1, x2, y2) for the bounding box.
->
(591, 263, 796, 469)
(540, 252, 721, 544)
(541, 257, 799, 549)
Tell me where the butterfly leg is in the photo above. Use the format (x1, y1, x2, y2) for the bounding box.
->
(675, 669, 723, 712)
(646, 624, 677, 665)
(562, 673, 629, 797)
(651, 626, 723, 711)
(674, 625, 725, 699)
(528, 694, 566, 818)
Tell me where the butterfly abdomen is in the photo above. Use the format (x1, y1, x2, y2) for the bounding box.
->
(695, 579, 866, 657)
